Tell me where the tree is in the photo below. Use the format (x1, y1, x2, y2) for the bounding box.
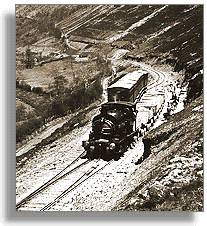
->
(52, 75, 68, 98)
(49, 72, 69, 116)
(94, 43, 112, 76)
(25, 46, 35, 69)
(32, 86, 43, 94)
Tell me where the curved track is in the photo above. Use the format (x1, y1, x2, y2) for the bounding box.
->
(141, 65, 166, 90)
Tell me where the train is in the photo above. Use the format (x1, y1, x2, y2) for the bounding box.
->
(82, 70, 149, 160)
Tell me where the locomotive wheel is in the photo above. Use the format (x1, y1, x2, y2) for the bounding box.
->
(114, 153, 121, 161)
(119, 145, 126, 154)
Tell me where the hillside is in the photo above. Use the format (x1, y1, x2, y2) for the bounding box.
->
(16, 4, 203, 99)
(16, 5, 203, 211)
(114, 95, 203, 211)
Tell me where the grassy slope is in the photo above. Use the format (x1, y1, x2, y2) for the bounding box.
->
(16, 5, 89, 47)
(16, 5, 203, 87)
(16, 88, 51, 142)
(17, 58, 98, 91)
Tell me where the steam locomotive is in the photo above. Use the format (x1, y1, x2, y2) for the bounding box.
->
(82, 70, 148, 160)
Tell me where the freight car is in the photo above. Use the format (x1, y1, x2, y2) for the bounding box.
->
(82, 70, 148, 160)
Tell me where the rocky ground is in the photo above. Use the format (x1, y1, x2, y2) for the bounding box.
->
(114, 95, 203, 211)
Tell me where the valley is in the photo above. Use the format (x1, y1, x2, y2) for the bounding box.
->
(16, 4, 203, 212)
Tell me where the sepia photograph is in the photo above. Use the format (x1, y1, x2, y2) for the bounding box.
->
(15, 4, 203, 212)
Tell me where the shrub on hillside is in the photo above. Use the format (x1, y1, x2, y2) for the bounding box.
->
(63, 77, 102, 113)
(51, 100, 66, 116)
(16, 117, 44, 142)
(16, 104, 26, 122)
(17, 81, 32, 92)
(32, 86, 44, 94)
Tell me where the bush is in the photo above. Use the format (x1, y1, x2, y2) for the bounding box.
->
(16, 117, 44, 142)
(51, 100, 66, 116)
(18, 81, 32, 92)
(32, 86, 44, 94)
(48, 75, 102, 116)
(16, 104, 26, 122)
(63, 77, 102, 113)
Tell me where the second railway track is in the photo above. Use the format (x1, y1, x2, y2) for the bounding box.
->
(16, 152, 89, 210)
(16, 151, 114, 211)
(40, 159, 114, 211)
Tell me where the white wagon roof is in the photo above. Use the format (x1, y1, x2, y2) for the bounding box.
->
(108, 70, 148, 90)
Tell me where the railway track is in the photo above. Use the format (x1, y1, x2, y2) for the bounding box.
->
(40, 159, 114, 211)
(16, 151, 88, 210)
(16, 150, 114, 211)
(142, 65, 166, 91)
(124, 60, 166, 91)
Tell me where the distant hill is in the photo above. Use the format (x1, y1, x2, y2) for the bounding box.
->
(16, 4, 203, 97)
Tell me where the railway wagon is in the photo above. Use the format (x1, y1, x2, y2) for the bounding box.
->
(107, 70, 148, 103)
